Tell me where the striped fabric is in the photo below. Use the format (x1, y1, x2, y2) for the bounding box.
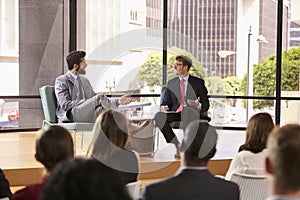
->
(230, 173, 270, 200)
(126, 181, 141, 200)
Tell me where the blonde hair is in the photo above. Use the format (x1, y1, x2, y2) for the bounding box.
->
(86, 109, 129, 161)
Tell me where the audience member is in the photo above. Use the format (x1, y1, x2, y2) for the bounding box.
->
(86, 109, 139, 184)
(155, 55, 210, 158)
(41, 158, 131, 200)
(55, 50, 134, 123)
(0, 168, 12, 199)
(225, 112, 274, 179)
(12, 125, 74, 200)
(140, 120, 239, 200)
(266, 124, 300, 199)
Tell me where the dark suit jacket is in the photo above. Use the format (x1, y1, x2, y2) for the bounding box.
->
(161, 75, 209, 113)
(140, 169, 240, 200)
(0, 168, 12, 199)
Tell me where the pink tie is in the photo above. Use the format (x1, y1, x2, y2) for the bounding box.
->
(176, 79, 184, 113)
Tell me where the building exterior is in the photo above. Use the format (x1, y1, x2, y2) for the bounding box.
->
(147, 0, 289, 78)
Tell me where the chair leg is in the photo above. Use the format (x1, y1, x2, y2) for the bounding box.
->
(81, 132, 84, 151)
(73, 130, 76, 155)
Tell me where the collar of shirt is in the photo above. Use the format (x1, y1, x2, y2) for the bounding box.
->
(176, 166, 208, 175)
(178, 74, 189, 82)
(68, 71, 78, 80)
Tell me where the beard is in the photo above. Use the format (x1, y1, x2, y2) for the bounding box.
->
(78, 68, 86, 75)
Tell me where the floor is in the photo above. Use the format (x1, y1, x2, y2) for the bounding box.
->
(0, 128, 245, 190)
(81, 128, 246, 160)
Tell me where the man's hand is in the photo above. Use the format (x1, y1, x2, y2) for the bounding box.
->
(187, 97, 200, 108)
(118, 94, 135, 105)
(160, 105, 169, 112)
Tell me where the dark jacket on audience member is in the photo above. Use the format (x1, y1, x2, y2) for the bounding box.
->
(140, 168, 239, 200)
(0, 168, 12, 199)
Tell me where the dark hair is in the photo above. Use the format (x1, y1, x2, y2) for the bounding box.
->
(87, 109, 129, 160)
(175, 55, 192, 71)
(41, 158, 132, 200)
(35, 125, 73, 171)
(239, 112, 274, 153)
(66, 50, 86, 70)
(181, 120, 217, 163)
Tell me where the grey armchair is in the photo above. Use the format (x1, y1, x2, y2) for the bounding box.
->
(39, 85, 94, 151)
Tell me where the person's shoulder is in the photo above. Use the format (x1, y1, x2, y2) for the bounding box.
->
(55, 73, 68, 81)
(167, 77, 178, 84)
(214, 176, 240, 191)
(189, 75, 204, 82)
(238, 150, 262, 157)
(12, 182, 43, 200)
(144, 175, 177, 191)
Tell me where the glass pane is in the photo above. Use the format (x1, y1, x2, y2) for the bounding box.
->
(0, 98, 42, 130)
(282, 1, 300, 98)
(209, 98, 275, 127)
(0, 0, 19, 96)
(281, 100, 300, 125)
(85, 0, 163, 95)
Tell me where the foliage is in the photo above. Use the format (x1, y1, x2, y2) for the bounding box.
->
(222, 76, 241, 95)
(138, 46, 207, 90)
(222, 76, 241, 106)
(241, 46, 300, 109)
(206, 76, 223, 95)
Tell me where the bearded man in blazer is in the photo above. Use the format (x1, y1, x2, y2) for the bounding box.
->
(55, 50, 133, 123)
(140, 120, 240, 200)
(154, 55, 210, 158)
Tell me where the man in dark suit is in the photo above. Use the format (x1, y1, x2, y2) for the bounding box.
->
(140, 120, 239, 200)
(154, 55, 210, 158)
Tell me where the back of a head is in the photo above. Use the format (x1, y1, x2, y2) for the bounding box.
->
(87, 109, 129, 160)
(35, 125, 73, 172)
(41, 158, 131, 200)
(241, 112, 274, 153)
(267, 124, 300, 192)
(181, 120, 217, 164)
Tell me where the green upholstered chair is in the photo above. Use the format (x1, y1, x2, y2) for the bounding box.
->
(39, 85, 94, 151)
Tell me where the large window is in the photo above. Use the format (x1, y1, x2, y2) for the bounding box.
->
(0, 0, 298, 130)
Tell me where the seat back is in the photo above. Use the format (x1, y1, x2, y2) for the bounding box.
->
(39, 85, 58, 123)
(230, 172, 270, 200)
(126, 181, 141, 200)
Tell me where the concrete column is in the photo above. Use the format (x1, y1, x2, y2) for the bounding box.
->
(19, 0, 68, 128)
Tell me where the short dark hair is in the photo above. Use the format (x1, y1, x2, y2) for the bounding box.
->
(176, 55, 192, 71)
(41, 158, 131, 200)
(66, 50, 86, 70)
(181, 120, 217, 163)
(35, 125, 73, 171)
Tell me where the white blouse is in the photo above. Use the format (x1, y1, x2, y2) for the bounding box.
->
(225, 148, 268, 180)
